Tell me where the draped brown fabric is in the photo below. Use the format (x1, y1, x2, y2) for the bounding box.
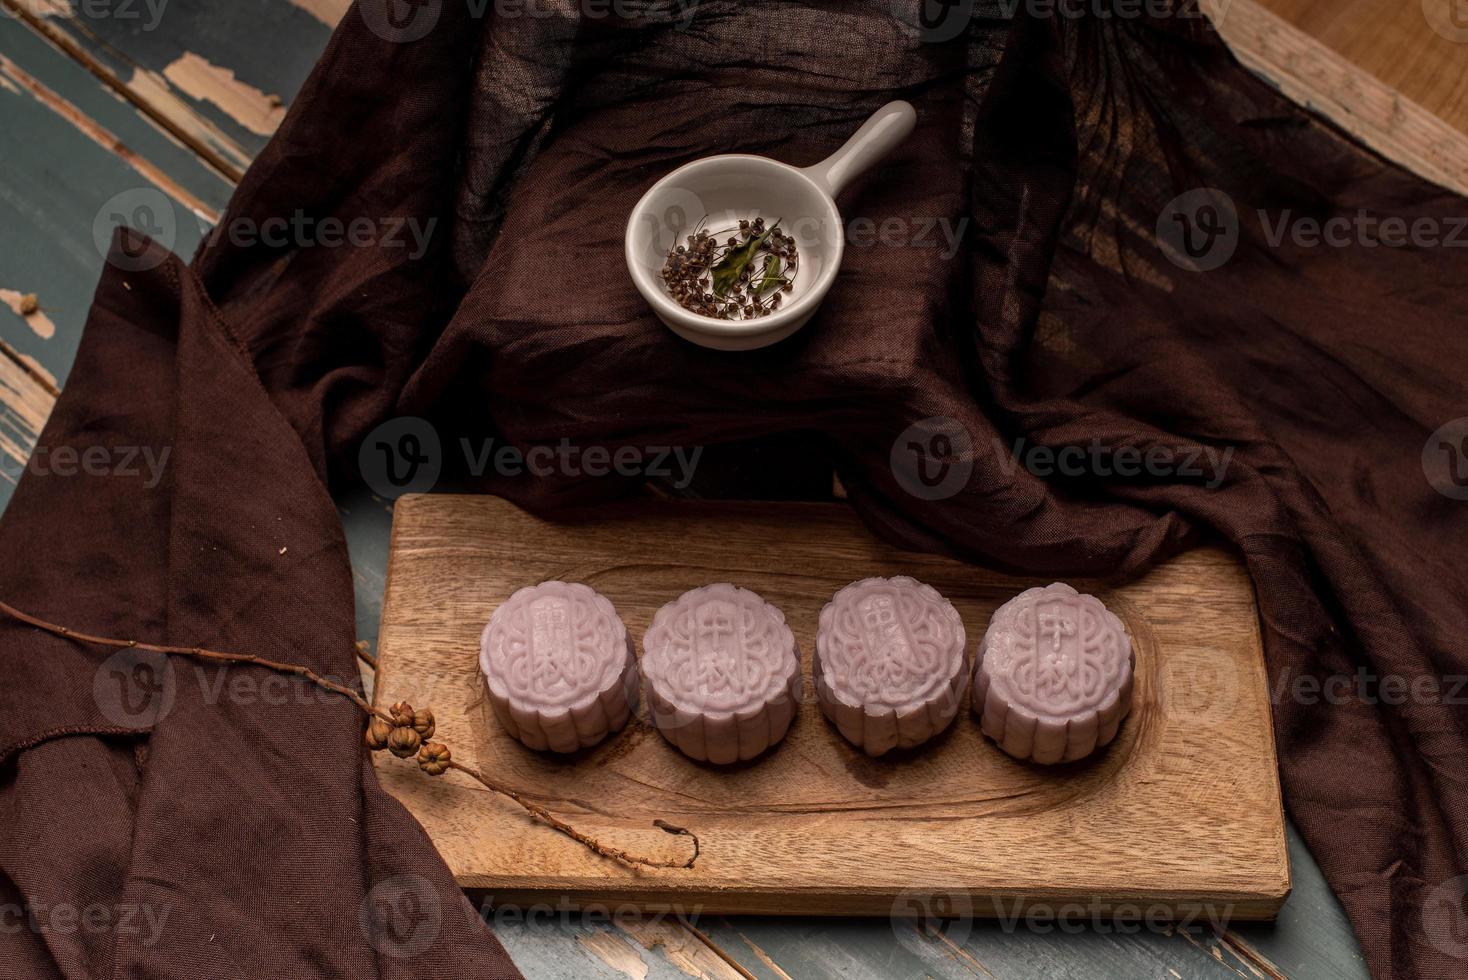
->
(2, 2, 1465, 977)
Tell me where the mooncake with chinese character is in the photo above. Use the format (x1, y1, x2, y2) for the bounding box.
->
(973, 583, 1133, 764)
(480, 581, 638, 752)
(814, 576, 968, 756)
(641, 584, 802, 764)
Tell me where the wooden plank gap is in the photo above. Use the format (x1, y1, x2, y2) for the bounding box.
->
(0, 337, 60, 399)
(1175, 925, 1269, 980)
(917, 919, 1000, 979)
(1216, 927, 1290, 980)
(670, 914, 760, 980)
(715, 920, 796, 980)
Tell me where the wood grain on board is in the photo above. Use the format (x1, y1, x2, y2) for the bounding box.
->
(1210, 0, 1468, 194)
(1255, 0, 1468, 135)
(371, 495, 1289, 919)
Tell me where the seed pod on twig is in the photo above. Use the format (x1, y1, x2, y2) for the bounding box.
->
(364, 717, 393, 751)
(387, 726, 421, 758)
(418, 742, 451, 776)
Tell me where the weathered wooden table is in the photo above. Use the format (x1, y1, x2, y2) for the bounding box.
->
(8, 1, 1462, 975)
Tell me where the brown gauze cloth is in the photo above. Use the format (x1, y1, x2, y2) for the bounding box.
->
(1, 2, 1465, 977)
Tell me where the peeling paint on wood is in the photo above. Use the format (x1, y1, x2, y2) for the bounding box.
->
(0, 0, 330, 180)
(161, 51, 286, 138)
(123, 64, 254, 177)
(0, 351, 54, 502)
(0, 52, 219, 222)
(0, 289, 57, 339)
(724, 929, 794, 980)
(618, 917, 752, 980)
(578, 930, 653, 980)
(10, 0, 70, 18)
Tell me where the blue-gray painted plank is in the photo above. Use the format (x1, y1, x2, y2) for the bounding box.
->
(7, 0, 335, 173)
(0, 13, 233, 388)
(1229, 827, 1367, 978)
(0, 14, 236, 515)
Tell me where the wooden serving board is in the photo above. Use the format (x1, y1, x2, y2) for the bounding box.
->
(372, 494, 1289, 919)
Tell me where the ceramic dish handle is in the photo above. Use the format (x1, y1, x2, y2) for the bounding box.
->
(801, 100, 917, 199)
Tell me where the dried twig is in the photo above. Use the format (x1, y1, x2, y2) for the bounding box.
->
(0, 597, 698, 871)
(354, 640, 378, 671)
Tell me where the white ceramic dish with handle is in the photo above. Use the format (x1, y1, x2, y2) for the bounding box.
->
(625, 101, 917, 351)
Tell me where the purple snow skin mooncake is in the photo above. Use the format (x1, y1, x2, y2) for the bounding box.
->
(641, 584, 802, 764)
(973, 583, 1134, 764)
(814, 576, 968, 757)
(479, 582, 639, 753)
